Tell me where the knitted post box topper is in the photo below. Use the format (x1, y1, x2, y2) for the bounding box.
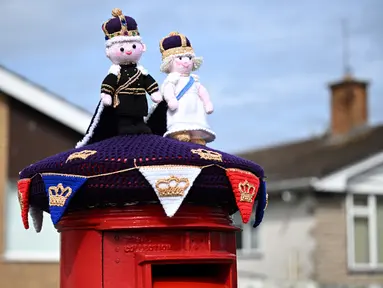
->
(146, 32, 215, 146)
(76, 8, 162, 148)
(19, 135, 267, 227)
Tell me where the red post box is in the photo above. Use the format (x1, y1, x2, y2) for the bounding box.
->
(18, 135, 266, 288)
(57, 204, 238, 288)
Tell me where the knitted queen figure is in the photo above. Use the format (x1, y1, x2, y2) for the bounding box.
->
(76, 8, 162, 148)
(146, 32, 215, 146)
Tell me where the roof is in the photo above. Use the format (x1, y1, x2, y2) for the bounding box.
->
(0, 65, 91, 134)
(238, 125, 383, 182)
(314, 150, 383, 193)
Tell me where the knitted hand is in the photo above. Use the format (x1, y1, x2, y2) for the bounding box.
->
(150, 91, 162, 103)
(205, 101, 214, 114)
(168, 98, 179, 111)
(101, 93, 112, 106)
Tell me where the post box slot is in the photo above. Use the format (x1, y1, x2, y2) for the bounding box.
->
(151, 263, 230, 287)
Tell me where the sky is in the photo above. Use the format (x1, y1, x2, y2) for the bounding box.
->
(0, 0, 382, 153)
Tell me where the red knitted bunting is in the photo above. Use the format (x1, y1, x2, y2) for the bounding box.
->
(226, 169, 260, 223)
(17, 178, 31, 229)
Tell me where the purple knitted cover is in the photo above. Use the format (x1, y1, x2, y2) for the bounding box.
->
(104, 15, 138, 35)
(162, 34, 192, 51)
(20, 135, 264, 214)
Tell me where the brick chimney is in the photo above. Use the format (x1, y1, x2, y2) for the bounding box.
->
(328, 74, 369, 137)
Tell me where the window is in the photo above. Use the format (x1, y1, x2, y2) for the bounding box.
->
(232, 211, 260, 255)
(3, 181, 60, 262)
(346, 194, 383, 271)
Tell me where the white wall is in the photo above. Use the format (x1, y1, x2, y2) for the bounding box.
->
(237, 193, 316, 282)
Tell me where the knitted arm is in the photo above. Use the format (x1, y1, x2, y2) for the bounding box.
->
(197, 84, 211, 106)
(144, 74, 162, 103)
(101, 74, 118, 96)
(162, 72, 180, 102)
(162, 83, 176, 102)
(198, 84, 214, 114)
(161, 72, 180, 111)
(143, 74, 160, 95)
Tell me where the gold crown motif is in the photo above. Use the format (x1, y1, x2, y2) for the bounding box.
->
(191, 149, 223, 162)
(48, 184, 72, 207)
(159, 31, 194, 60)
(66, 150, 97, 163)
(238, 180, 256, 203)
(155, 175, 190, 197)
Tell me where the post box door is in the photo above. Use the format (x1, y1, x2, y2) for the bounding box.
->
(153, 278, 228, 288)
(151, 263, 231, 288)
(102, 229, 237, 288)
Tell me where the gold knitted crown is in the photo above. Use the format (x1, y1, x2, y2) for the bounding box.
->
(238, 180, 256, 203)
(191, 148, 223, 162)
(155, 175, 190, 197)
(102, 8, 140, 40)
(159, 31, 194, 60)
(66, 150, 97, 163)
(48, 183, 72, 207)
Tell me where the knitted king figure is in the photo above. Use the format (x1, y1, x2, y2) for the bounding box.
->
(76, 8, 162, 148)
(146, 32, 215, 146)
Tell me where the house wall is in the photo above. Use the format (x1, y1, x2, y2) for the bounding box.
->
(313, 193, 383, 285)
(0, 94, 82, 287)
(7, 97, 82, 178)
(237, 193, 316, 282)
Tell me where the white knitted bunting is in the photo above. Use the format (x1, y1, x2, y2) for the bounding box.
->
(139, 166, 202, 217)
(30, 206, 43, 233)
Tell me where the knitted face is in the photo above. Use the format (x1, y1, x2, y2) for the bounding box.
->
(106, 41, 145, 64)
(170, 55, 194, 74)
